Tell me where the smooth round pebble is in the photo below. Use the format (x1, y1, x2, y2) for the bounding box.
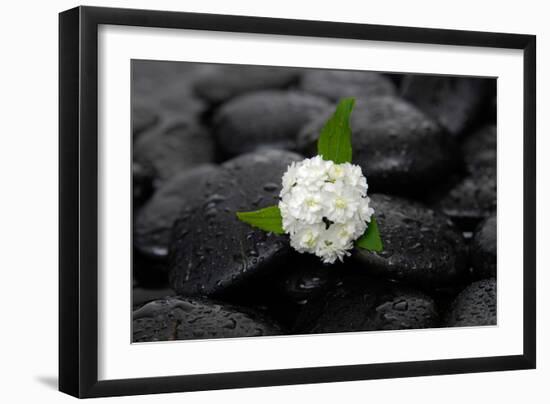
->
(194, 64, 298, 104)
(435, 167, 496, 227)
(297, 96, 457, 194)
(169, 150, 303, 297)
(298, 70, 396, 101)
(134, 165, 221, 261)
(471, 215, 497, 279)
(132, 287, 175, 309)
(275, 256, 335, 306)
(401, 75, 493, 136)
(133, 119, 215, 185)
(132, 60, 207, 122)
(133, 297, 282, 342)
(264, 255, 336, 324)
(353, 194, 469, 289)
(444, 278, 496, 327)
(222, 148, 304, 204)
(213, 91, 330, 156)
(293, 273, 438, 334)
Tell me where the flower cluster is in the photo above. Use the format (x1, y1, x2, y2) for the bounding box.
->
(279, 156, 374, 264)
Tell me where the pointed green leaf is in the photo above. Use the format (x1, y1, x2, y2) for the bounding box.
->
(236, 205, 284, 234)
(355, 217, 383, 252)
(317, 97, 355, 164)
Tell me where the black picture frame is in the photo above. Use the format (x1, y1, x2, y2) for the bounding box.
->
(59, 5, 536, 398)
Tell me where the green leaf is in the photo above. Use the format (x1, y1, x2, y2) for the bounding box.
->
(355, 217, 383, 252)
(236, 205, 284, 234)
(317, 97, 355, 164)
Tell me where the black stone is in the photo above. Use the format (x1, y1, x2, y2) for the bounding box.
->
(132, 60, 207, 123)
(133, 118, 215, 186)
(193, 64, 298, 104)
(471, 215, 497, 279)
(298, 96, 458, 195)
(293, 272, 438, 334)
(133, 297, 282, 342)
(132, 287, 175, 309)
(299, 70, 396, 101)
(462, 124, 497, 173)
(169, 150, 303, 297)
(353, 194, 469, 290)
(444, 278, 496, 327)
(134, 165, 221, 263)
(252, 254, 338, 328)
(435, 167, 496, 228)
(222, 148, 304, 204)
(401, 75, 493, 136)
(213, 90, 330, 157)
(275, 255, 335, 306)
(133, 60, 200, 97)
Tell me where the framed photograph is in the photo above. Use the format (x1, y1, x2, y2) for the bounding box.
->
(59, 6, 536, 398)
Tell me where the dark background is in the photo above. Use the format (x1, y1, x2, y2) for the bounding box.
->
(131, 60, 496, 343)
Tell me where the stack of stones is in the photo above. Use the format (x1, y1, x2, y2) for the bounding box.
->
(132, 61, 497, 342)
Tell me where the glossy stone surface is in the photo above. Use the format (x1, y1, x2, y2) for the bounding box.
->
(294, 272, 438, 334)
(353, 194, 469, 289)
(133, 119, 215, 185)
(298, 96, 458, 195)
(169, 150, 303, 296)
(134, 165, 220, 262)
(444, 278, 496, 327)
(401, 75, 493, 136)
(213, 91, 330, 156)
(471, 215, 497, 279)
(435, 167, 497, 227)
(133, 297, 282, 342)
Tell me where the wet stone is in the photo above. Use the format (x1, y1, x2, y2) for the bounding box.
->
(353, 194, 469, 290)
(134, 165, 222, 265)
(255, 254, 338, 327)
(444, 278, 496, 327)
(435, 167, 496, 228)
(169, 149, 303, 297)
(222, 148, 304, 206)
(401, 75, 493, 137)
(293, 273, 438, 334)
(133, 297, 282, 342)
(213, 91, 331, 157)
(471, 215, 497, 279)
(133, 119, 215, 186)
(132, 286, 175, 310)
(298, 96, 457, 195)
(193, 64, 298, 104)
(275, 255, 335, 306)
(299, 70, 396, 101)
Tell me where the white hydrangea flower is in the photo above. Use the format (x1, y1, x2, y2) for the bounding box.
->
(279, 155, 374, 264)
